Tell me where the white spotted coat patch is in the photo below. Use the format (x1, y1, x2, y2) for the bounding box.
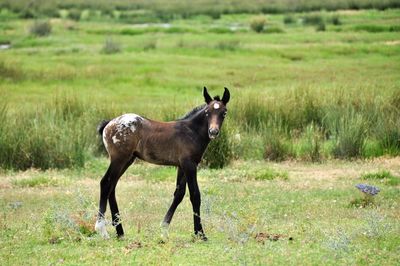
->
(112, 135, 120, 144)
(115, 114, 142, 133)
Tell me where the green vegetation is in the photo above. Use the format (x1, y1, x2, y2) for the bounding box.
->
(12, 175, 57, 187)
(1, 8, 400, 169)
(0, 4, 399, 264)
(101, 38, 122, 54)
(250, 16, 266, 33)
(361, 170, 400, 186)
(1, 160, 399, 264)
(28, 20, 52, 37)
(1, 0, 400, 20)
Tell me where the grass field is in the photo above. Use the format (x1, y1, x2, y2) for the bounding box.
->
(1, 8, 400, 169)
(1, 158, 399, 265)
(0, 4, 400, 265)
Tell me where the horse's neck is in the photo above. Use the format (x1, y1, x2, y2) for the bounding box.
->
(187, 110, 210, 143)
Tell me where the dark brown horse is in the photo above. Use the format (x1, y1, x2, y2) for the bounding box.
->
(95, 87, 230, 240)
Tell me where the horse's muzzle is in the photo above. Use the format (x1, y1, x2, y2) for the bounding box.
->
(208, 128, 220, 139)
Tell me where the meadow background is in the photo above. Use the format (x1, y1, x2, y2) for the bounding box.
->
(0, 0, 399, 265)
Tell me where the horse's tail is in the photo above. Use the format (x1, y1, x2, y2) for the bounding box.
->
(97, 120, 110, 136)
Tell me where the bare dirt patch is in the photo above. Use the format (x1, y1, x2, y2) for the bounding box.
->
(384, 40, 400, 46)
(125, 241, 143, 254)
(336, 9, 364, 15)
(255, 232, 293, 243)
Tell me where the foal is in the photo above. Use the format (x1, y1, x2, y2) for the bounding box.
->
(95, 87, 230, 240)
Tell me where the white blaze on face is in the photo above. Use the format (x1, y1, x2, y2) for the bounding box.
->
(213, 103, 220, 109)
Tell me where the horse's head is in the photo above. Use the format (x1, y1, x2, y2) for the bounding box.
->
(203, 87, 230, 139)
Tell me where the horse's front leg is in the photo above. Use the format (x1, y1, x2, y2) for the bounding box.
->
(161, 167, 186, 239)
(182, 160, 207, 241)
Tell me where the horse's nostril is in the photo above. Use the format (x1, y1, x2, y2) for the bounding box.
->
(209, 128, 219, 135)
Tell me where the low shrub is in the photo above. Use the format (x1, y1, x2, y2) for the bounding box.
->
(316, 22, 326, 31)
(250, 16, 266, 33)
(303, 14, 323, 26)
(283, 15, 295, 24)
(331, 15, 341, 25)
(215, 40, 240, 51)
(204, 9, 221, 20)
(142, 38, 157, 51)
(19, 8, 37, 19)
(349, 197, 375, 208)
(29, 21, 51, 37)
(202, 127, 233, 169)
(101, 38, 121, 54)
(68, 9, 81, 21)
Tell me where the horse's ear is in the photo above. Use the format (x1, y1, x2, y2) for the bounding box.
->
(203, 87, 212, 104)
(222, 87, 230, 105)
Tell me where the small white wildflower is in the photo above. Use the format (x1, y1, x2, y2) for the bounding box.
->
(234, 133, 241, 141)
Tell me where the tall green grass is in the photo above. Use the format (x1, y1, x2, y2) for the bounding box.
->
(232, 88, 400, 161)
(0, 86, 398, 170)
(0, 95, 105, 170)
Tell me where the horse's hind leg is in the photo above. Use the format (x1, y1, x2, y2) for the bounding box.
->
(96, 159, 129, 238)
(109, 156, 136, 238)
(161, 167, 186, 239)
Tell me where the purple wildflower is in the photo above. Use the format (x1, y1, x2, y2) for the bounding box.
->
(355, 184, 380, 196)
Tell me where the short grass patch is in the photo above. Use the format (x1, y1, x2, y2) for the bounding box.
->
(361, 170, 400, 186)
(254, 168, 288, 181)
(12, 175, 58, 187)
(1, 159, 399, 265)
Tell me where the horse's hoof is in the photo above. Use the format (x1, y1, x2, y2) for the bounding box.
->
(199, 234, 208, 241)
(117, 234, 125, 241)
(160, 222, 169, 242)
(193, 232, 208, 242)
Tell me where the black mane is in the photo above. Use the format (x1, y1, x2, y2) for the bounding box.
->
(178, 104, 207, 120)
